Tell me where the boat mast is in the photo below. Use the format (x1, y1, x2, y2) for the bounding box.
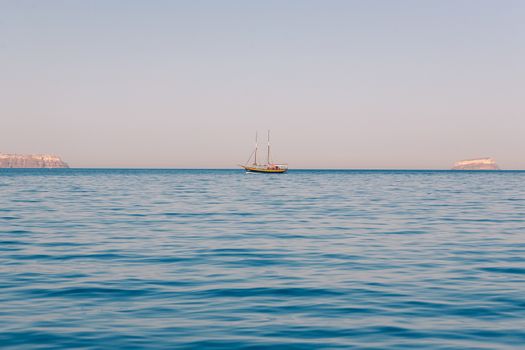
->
(267, 130, 271, 165)
(254, 132, 258, 165)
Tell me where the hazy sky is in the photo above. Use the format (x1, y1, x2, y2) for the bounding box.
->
(1, 0, 524, 169)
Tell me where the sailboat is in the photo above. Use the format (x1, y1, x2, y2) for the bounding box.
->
(241, 131, 288, 173)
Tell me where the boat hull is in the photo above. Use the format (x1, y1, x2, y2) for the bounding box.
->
(241, 166, 287, 173)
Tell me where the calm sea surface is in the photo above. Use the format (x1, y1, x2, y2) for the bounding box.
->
(1, 169, 524, 349)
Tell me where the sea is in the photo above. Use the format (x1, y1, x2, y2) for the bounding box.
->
(1, 169, 524, 349)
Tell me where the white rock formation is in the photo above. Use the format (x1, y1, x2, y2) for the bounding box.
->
(0, 153, 69, 168)
(452, 157, 499, 170)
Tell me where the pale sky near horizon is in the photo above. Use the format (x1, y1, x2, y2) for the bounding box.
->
(1, 0, 524, 169)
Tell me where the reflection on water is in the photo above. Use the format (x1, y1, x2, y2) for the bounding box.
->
(1, 169, 525, 349)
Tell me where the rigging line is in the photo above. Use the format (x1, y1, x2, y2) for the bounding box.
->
(245, 148, 256, 166)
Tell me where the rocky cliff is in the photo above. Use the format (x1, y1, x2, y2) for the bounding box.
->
(0, 153, 69, 168)
(452, 157, 499, 170)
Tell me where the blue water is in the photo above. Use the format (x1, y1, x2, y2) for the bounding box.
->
(1, 169, 525, 349)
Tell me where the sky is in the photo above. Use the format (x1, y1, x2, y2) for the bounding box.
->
(1, 0, 524, 169)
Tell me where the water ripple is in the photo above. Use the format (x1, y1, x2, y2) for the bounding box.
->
(1, 169, 525, 349)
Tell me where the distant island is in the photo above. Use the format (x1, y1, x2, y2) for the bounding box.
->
(0, 153, 69, 168)
(452, 157, 499, 170)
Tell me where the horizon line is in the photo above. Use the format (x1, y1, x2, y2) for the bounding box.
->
(2, 167, 524, 171)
